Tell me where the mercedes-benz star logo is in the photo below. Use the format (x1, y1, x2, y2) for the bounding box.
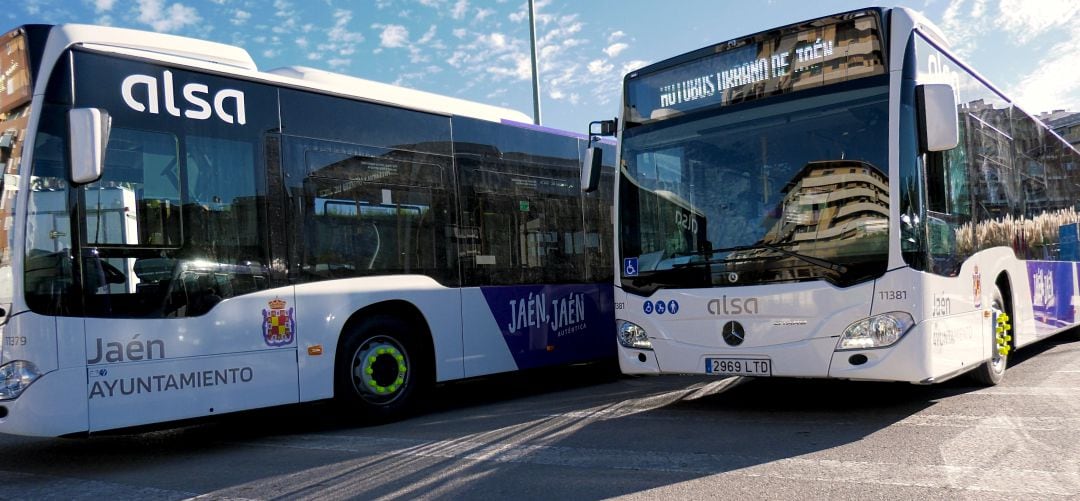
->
(722, 321, 745, 346)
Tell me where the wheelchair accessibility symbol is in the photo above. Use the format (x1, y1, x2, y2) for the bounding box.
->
(624, 257, 639, 277)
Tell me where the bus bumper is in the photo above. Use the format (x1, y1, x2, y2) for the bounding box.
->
(0, 367, 88, 437)
(618, 345, 662, 374)
(624, 326, 943, 383)
(642, 336, 838, 378)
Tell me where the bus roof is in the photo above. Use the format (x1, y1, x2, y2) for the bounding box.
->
(266, 65, 532, 124)
(38, 23, 532, 125)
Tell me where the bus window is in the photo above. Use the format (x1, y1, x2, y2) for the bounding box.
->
(84, 128, 180, 248)
(291, 140, 455, 284)
(453, 118, 587, 286)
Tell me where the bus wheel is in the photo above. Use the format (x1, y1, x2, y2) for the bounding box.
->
(971, 287, 1011, 386)
(336, 315, 430, 422)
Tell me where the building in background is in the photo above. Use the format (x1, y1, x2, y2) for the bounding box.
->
(1038, 110, 1080, 150)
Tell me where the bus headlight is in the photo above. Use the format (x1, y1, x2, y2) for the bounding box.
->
(838, 312, 914, 350)
(0, 361, 42, 400)
(618, 320, 652, 350)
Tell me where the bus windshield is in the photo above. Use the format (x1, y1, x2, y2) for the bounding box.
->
(619, 83, 890, 291)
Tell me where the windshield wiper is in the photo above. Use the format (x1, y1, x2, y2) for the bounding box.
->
(675, 243, 848, 274)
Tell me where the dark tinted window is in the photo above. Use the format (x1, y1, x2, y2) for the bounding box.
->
(279, 88, 452, 156)
(26, 50, 276, 318)
(581, 141, 616, 283)
(454, 118, 590, 286)
(908, 34, 1080, 274)
(284, 137, 457, 285)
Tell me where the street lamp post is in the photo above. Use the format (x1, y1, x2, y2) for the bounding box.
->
(528, 0, 542, 125)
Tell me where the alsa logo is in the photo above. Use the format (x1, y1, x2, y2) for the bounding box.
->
(121, 70, 246, 125)
(707, 295, 760, 315)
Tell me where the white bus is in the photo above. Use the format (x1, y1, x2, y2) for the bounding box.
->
(0, 24, 617, 437)
(581, 7, 1080, 386)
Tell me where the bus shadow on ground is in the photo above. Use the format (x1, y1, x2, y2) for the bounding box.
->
(2, 334, 1076, 499)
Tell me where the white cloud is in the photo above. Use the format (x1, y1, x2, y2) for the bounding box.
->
(417, 25, 438, 45)
(608, 31, 625, 43)
(94, 0, 116, 13)
(329, 9, 364, 43)
(273, 0, 292, 18)
(295, 36, 308, 49)
(996, 0, 1080, 43)
(487, 53, 532, 80)
(453, 28, 468, 39)
(1007, 28, 1080, 114)
(587, 59, 613, 76)
(451, 0, 469, 20)
(475, 8, 495, 22)
(136, 0, 201, 33)
(272, 18, 297, 35)
(230, 10, 251, 26)
(376, 24, 410, 48)
(487, 32, 508, 49)
(939, 0, 990, 56)
(604, 42, 628, 58)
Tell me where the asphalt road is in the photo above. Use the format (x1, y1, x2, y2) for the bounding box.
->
(1, 333, 1079, 500)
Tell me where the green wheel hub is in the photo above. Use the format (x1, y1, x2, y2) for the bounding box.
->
(353, 338, 409, 400)
(995, 311, 1012, 357)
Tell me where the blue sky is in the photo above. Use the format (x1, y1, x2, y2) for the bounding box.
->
(9, 0, 1080, 132)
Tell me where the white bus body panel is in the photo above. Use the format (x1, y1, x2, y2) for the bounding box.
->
(461, 288, 518, 377)
(0, 367, 88, 437)
(617, 280, 872, 378)
(293, 276, 462, 402)
(618, 243, 1071, 384)
(615, 273, 973, 382)
(1, 313, 57, 371)
(83, 289, 299, 431)
(87, 351, 294, 432)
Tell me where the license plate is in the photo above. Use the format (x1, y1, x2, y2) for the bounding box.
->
(705, 358, 772, 376)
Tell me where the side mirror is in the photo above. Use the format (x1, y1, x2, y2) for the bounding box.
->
(68, 108, 111, 184)
(581, 118, 616, 193)
(581, 146, 602, 193)
(590, 119, 616, 137)
(916, 84, 958, 153)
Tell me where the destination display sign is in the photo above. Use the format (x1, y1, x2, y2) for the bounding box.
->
(0, 27, 32, 114)
(625, 11, 885, 123)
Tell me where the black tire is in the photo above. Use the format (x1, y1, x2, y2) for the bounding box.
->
(970, 286, 1011, 386)
(335, 314, 431, 423)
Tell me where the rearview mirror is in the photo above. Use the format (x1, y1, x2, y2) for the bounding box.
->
(581, 118, 616, 193)
(581, 146, 602, 193)
(68, 108, 111, 184)
(589, 119, 616, 137)
(916, 84, 958, 153)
